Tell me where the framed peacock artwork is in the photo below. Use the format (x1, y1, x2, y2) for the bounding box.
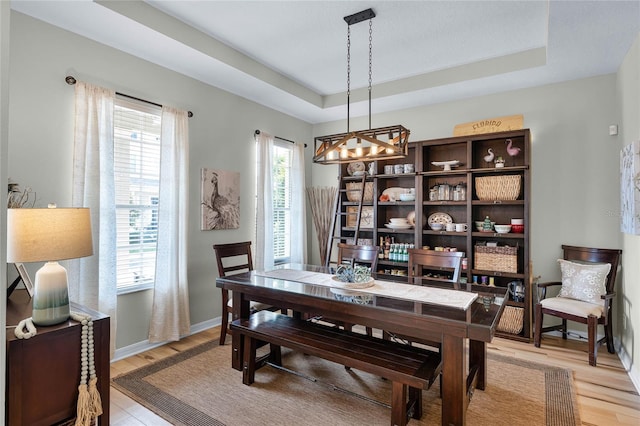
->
(620, 141, 640, 234)
(201, 168, 240, 230)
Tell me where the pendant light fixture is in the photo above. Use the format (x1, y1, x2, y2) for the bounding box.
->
(313, 8, 410, 165)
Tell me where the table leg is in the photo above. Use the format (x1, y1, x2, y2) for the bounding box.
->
(231, 291, 250, 371)
(469, 340, 486, 391)
(441, 334, 466, 426)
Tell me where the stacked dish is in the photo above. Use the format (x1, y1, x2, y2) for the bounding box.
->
(385, 218, 412, 229)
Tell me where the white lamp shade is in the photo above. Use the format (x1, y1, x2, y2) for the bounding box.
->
(6, 207, 93, 263)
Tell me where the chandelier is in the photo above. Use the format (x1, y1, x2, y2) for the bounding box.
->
(313, 8, 410, 165)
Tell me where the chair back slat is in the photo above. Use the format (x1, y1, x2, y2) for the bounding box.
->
(336, 243, 379, 271)
(213, 241, 253, 278)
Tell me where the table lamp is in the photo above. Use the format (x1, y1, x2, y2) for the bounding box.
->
(6, 206, 93, 326)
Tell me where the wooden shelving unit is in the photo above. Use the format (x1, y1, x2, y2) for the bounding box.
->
(335, 129, 531, 341)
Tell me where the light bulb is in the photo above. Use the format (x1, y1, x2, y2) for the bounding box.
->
(355, 139, 363, 157)
(341, 146, 349, 159)
(369, 144, 377, 156)
(386, 132, 394, 154)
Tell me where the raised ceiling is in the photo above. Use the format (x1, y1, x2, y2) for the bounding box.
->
(11, 0, 640, 124)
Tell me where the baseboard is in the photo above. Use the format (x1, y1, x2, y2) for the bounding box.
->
(616, 339, 640, 393)
(112, 316, 221, 362)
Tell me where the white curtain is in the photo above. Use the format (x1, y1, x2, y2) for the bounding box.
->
(255, 131, 274, 270)
(68, 81, 118, 357)
(148, 106, 191, 342)
(290, 142, 307, 264)
(255, 132, 307, 269)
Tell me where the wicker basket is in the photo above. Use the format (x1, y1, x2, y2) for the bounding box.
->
(497, 306, 524, 334)
(475, 175, 521, 201)
(474, 245, 518, 273)
(345, 182, 374, 202)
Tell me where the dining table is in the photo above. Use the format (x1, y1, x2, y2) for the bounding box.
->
(216, 263, 508, 426)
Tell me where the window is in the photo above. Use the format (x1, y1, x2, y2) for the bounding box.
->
(272, 142, 293, 264)
(114, 96, 161, 292)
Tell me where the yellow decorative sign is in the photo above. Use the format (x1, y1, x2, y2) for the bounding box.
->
(453, 114, 524, 137)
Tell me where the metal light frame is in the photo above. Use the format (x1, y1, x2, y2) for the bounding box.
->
(313, 8, 410, 165)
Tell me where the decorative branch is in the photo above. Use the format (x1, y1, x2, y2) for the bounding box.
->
(306, 186, 337, 265)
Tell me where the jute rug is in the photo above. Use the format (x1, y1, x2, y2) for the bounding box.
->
(112, 341, 581, 426)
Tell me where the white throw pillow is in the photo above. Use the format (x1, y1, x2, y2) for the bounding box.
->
(557, 259, 611, 305)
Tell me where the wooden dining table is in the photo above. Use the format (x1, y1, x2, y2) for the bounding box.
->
(216, 264, 508, 426)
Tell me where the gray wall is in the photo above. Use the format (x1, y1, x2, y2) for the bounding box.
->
(618, 33, 640, 388)
(7, 12, 312, 349)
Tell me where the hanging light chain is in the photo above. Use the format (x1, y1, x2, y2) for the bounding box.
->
(368, 18, 373, 130)
(347, 24, 351, 132)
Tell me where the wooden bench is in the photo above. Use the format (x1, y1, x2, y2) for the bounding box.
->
(230, 310, 442, 426)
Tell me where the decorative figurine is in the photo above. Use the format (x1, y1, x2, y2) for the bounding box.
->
(495, 156, 505, 168)
(483, 148, 495, 163)
(505, 139, 521, 157)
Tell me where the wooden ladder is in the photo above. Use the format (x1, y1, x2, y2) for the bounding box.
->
(325, 174, 367, 268)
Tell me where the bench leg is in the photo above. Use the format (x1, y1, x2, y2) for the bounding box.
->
(390, 381, 408, 426)
(269, 343, 282, 366)
(242, 334, 257, 385)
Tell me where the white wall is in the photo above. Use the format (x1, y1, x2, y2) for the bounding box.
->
(7, 12, 312, 349)
(618, 33, 640, 387)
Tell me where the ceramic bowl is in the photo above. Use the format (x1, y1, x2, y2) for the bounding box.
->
(399, 193, 415, 202)
(494, 224, 512, 233)
(430, 223, 444, 231)
(475, 221, 496, 231)
(389, 217, 409, 224)
(511, 224, 525, 233)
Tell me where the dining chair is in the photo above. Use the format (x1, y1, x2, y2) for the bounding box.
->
(407, 248, 463, 286)
(336, 242, 379, 272)
(384, 249, 463, 348)
(323, 243, 379, 336)
(534, 244, 622, 366)
(213, 241, 274, 345)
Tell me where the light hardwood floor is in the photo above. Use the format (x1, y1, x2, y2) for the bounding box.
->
(110, 327, 640, 425)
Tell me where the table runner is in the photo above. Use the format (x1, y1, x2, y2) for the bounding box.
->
(254, 269, 477, 310)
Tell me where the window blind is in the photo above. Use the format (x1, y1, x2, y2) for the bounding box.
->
(114, 96, 162, 290)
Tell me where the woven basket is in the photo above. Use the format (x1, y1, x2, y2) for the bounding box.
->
(345, 182, 374, 202)
(474, 245, 518, 273)
(475, 175, 521, 201)
(497, 306, 524, 334)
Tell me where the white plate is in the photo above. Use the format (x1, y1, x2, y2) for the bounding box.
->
(385, 223, 413, 230)
(427, 212, 453, 226)
(431, 160, 460, 171)
(347, 161, 365, 176)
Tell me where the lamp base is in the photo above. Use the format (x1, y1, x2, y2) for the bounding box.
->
(32, 261, 70, 326)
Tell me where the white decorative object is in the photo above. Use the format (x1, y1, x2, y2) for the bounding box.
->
(557, 259, 611, 305)
(621, 141, 640, 234)
(483, 148, 495, 163)
(431, 160, 460, 171)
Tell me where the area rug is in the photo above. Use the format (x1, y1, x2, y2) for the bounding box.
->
(112, 341, 580, 426)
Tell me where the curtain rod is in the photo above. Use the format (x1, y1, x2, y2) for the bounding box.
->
(254, 130, 306, 148)
(65, 76, 193, 118)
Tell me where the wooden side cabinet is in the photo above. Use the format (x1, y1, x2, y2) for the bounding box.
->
(6, 290, 110, 426)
